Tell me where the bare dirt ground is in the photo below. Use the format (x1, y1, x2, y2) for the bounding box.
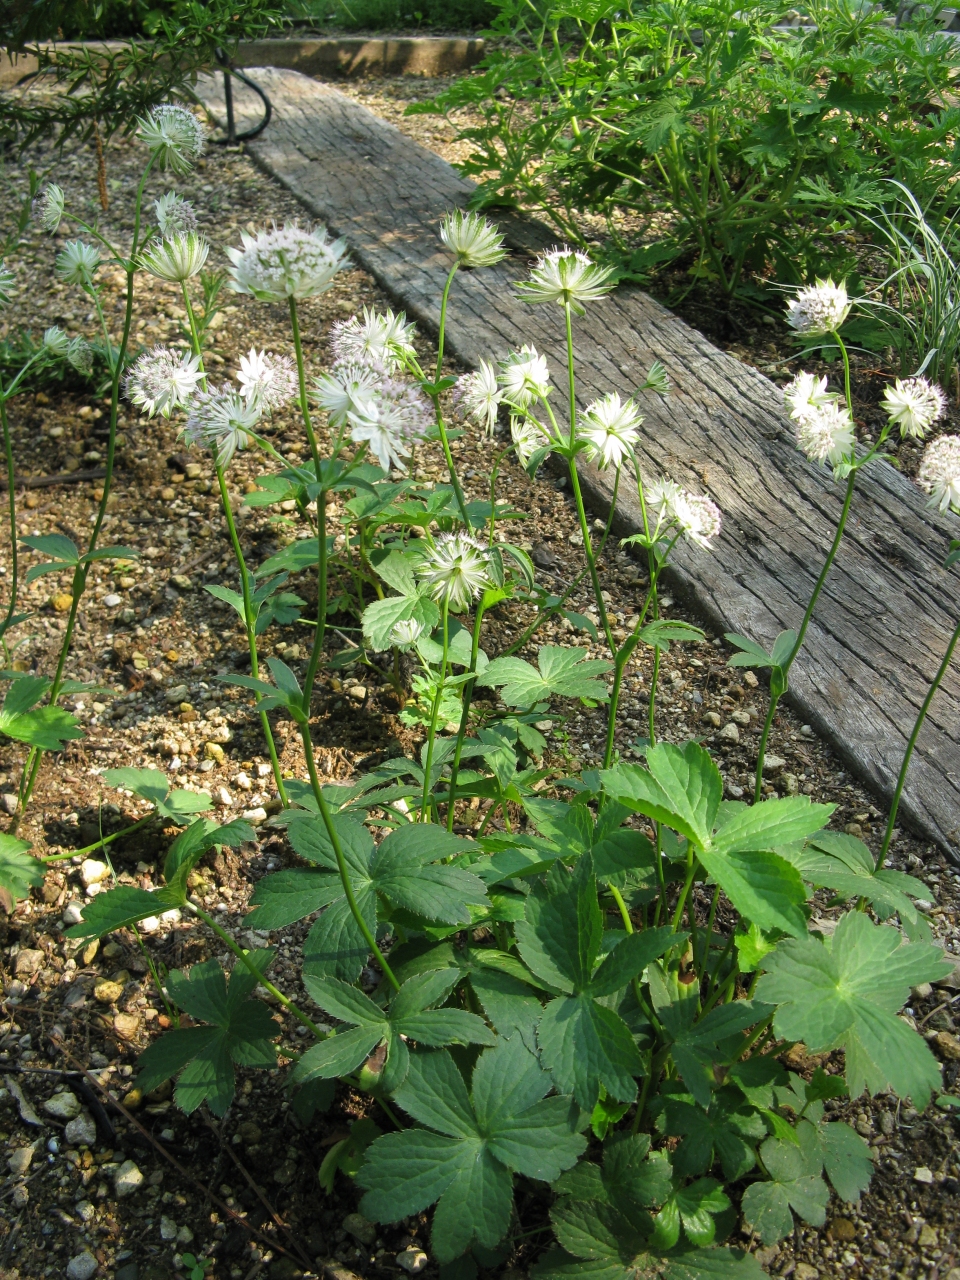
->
(0, 115, 957, 1280)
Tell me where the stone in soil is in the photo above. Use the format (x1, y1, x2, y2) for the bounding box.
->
(114, 1159, 145, 1196)
(43, 1089, 82, 1120)
(396, 1247, 429, 1274)
(7, 1145, 35, 1175)
(343, 1212, 376, 1246)
(64, 1113, 95, 1148)
(66, 1252, 98, 1280)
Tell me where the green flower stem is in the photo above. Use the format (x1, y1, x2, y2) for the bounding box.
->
(132, 923, 178, 1025)
(446, 598, 488, 832)
(608, 883, 663, 1034)
(215, 462, 288, 807)
(436, 263, 457, 382)
(421, 600, 450, 824)
(671, 845, 697, 932)
(17, 163, 154, 819)
(40, 812, 153, 862)
(288, 297, 323, 477)
(564, 302, 577, 448)
(729, 1012, 774, 1063)
(877, 611, 960, 870)
(425, 264, 471, 529)
(0, 382, 21, 647)
(753, 467, 857, 802)
(191, 901, 329, 1039)
(487, 446, 516, 548)
(699, 885, 721, 978)
(299, 719, 401, 992)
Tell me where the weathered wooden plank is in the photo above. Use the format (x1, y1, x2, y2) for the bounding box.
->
(199, 68, 960, 855)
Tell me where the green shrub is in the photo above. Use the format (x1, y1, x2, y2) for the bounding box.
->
(417, 0, 960, 295)
(289, 0, 496, 30)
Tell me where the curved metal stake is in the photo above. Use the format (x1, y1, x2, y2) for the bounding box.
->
(214, 54, 272, 145)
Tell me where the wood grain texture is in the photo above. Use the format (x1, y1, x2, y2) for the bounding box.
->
(199, 67, 960, 856)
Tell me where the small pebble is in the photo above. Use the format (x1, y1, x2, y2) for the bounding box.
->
(7, 1146, 34, 1175)
(80, 858, 109, 887)
(114, 1159, 145, 1197)
(43, 1090, 81, 1120)
(396, 1247, 429, 1274)
(65, 1113, 97, 1146)
(103, 593, 122, 608)
(914, 1165, 934, 1184)
(66, 1251, 98, 1280)
(75, 1201, 95, 1223)
(343, 1212, 376, 1246)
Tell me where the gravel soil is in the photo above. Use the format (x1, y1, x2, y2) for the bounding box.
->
(0, 116, 958, 1280)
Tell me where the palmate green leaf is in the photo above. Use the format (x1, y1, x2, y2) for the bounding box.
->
(652, 1178, 730, 1250)
(358, 1038, 585, 1264)
(102, 766, 211, 823)
(294, 970, 494, 1093)
(0, 699, 84, 750)
(658, 1086, 766, 1180)
(516, 855, 675, 1108)
(362, 590, 440, 652)
(0, 835, 42, 912)
(554, 1132, 673, 1214)
(756, 911, 951, 1107)
(741, 1136, 830, 1245)
(637, 620, 705, 652)
(479, 644, 612, 707)
(65, 885, 164, 940)
(136, 954, 278, 1116)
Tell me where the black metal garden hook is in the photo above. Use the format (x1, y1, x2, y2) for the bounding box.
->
(213, 51, 272, 146)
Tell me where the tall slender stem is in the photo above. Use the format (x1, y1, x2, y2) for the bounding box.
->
(0, 383, 20, 646)
(877, 611, 960, 869)
(421, 600, 449, 823)
(300, 720, 400, 991)
(446, 600, 487, 831)
(753, 468, 857, 801)
(288, 297, 323, 477)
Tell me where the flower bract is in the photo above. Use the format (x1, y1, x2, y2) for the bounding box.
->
(795, 400, 855, 467)
(439, 210, 506, 268)
(577, 392, 643, 468)
(783, 371, 835, 421)
(882, 376, 947, 439)
(417, 533, 494, 612)
(236, 348, 298, 412)
(34, 184, 64, 233)
(498, 345, 550, 409)
(455, 361, 502, 437)
(56, 240, 100, 286)
(312, 363, 380, 427)
(138, 104, 205, 174)
(919, 435, 960, 514)
(42, 327, 69, 356)
(347, 379, 432, 472)
(390, 619, 423, 648)
(154, 192, 198, 236)
(125, 345, 204, 419)
(183, 386, 262, 466)
(0, 261, 15, 306)
(785, 278, 851, 336)
(511, 415, 552, 467)
(140, 232, 210, 283)
(226, 223, 348, 302)
(330, 307, 416, 372)
(66, 337, 93, 376)
(517, 248, 615, 315)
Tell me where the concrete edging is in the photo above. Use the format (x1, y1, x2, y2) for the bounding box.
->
(0, 35, 485, 91)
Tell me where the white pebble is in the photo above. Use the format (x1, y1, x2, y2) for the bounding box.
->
(80, 858, 109, 887)
(65, 1112, 97, 1147)
(103, 594, 122, 608)
(43, 1090, 81, 1120)
(241, 807, 267, 824)
(396, 1248, 429, 1274)
(160, 1215, 178, 1241)
(66, 1251, 98, 1280)
(114, 1159, 144, 1197)
(62, 901, 85, 925)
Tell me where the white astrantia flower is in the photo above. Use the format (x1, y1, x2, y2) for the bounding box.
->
(236, 348, 298, 412)
(154, 191, 198, 236)
(783, 371, 836, 422)
(439, 210, 506, 269)
(0, 260, 14, 306)
(517, 247, 615, 315)
(139, 232, 210, 283)
(66, 337, 93, 376)
(34, 184, 64, 233)
(56, 240, 100, 286)
(43, 327, 69, 356)
(498, 345, 551, 409)
(416, 532, 494, 612)
(125, 345, 204, 418)
(577, 392, 643, 469)
(881, 376, 947, 439)
(795, 399, 855, 466)
(311, 362, 380, 427)
(347, 378, 432, 472)
(183, 386, 261, 467)
(671, 491, 722, 548)
(226, 222, 348, 302)
(330, 307, 417, 373)
(455, 360, 502, 437)
(138, 104, 205, 174)
(511, 415, 552, 467)
(919, 435, 960, 514)
(390, 618, 423, 649)
(785, 278, 851, 336)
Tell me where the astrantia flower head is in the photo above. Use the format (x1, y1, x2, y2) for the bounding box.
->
(236, 348, 298, 413)
(42, 327, 69, 356)
(455, 360, 502, 437)
(796, 399, 855, 467)
(182, 386, 261, 466)
(125, 345, 204, 419)
(783, 371, 836, 422)
(226, 222, 348, 302)
(785, 278, 851, 336)
(511, 415, 551, 467)
(66, 337, 93, 377)
(390, 619, 423, 649)
(517, 247, 615, 315)
(56, 240, 100, 286)
(347, 378, 432, 473)
(138, 104, 205, 174)
(577, 392, 643, 469)
(439, 210, 506, 268)
(882, 376, 947, 439)
(330, 307, 416, 373)
(34, 184, 64, 233)
(919, 435, 960, 514)
(417, 533, 494, 612)
(498, 345, 550, 409)
(139, 232, 209, 283)
(311, 362, 380, 427)
(0, 260, 14, 306)
(154, 191, 198, 236)
(671, 491, 722, 548)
